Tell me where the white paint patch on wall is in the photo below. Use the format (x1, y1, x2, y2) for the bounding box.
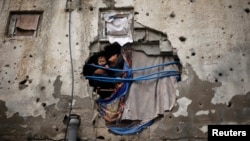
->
(199, 125, 207, 133)
(210, 110, 215, 114)
(115, 0, 134, 7)
(195, 110, 209, 116)
(173, 97, 192, 117)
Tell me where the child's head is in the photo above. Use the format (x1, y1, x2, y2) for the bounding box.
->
(97, 56, 107, 66)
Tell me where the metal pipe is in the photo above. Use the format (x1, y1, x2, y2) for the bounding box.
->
(66, 114, 81, 141)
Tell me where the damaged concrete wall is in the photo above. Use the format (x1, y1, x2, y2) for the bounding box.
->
(0, 0, 249, 140)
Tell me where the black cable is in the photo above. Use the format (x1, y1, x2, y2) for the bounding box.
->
(64, 4, 75, 141)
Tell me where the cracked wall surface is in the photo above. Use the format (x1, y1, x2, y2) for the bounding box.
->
(0, 0, 249, 141)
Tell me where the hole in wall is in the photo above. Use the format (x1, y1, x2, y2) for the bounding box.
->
(96, 136, 105, 140)
(169, 11, 175, 18)
(40, 86, 45, 90)
(199, 102, 203, 107)
(176, 126, 181, 133)
(179, 36, 186, 42)
(41, 103, 46, 107)
(227, 101, 232, 108)
(244, 8, 249, 14)
(215, 78, 218, 83)
(89, 6, 94, 11)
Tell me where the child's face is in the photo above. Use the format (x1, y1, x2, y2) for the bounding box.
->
(98, 56, 107, 66)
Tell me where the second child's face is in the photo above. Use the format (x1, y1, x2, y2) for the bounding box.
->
(98, 57, 107, 66)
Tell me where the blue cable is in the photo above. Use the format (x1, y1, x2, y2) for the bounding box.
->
(85, 73, 180, 82)
(108, 120, 154, 135)
(86, 61, 179, 73)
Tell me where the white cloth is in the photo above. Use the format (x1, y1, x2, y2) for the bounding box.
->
(104, 13, 133, 46)
(122, 51, 178, 121)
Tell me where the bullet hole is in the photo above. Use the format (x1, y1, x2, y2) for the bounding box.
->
(66, 34, 68, 37)
(33, 5, 36, 8)
(89, 6, 93, 11)
(5, 72, 7, 74)
(36, 98, 40, 102)
(199, 102, 203, 107)
(221, 27, 224, 30)
(201, 56, 204, 59)
(229, 68, 233, 71)
(19, 76, 29, 90)
(181, 19, 184, 22)
(76, 42, 79, 45)
(179, 36, 186, 42)
(244, 8, 249, 14)
(190, 0, 195, 2)
(227, 101, 232, 108)
(146, 12, 149, 16)
(5, 64, 10, 67)
(176, 126, 181, 133)
(19, 79, 27, 85)
(8, 80, 11, 83)
(228, 5, 232, 8)
(186, 56, 189, 59)
(29, 54, 33, 58)
(217, 55, 220, 58)
(97, 136, 105, 140)
(241, 79, 244, 82)
(170, 12, 175, 18)
(169, 115, 172, 119)
(58, 42, 61, 45)
(134, 11, 139, 15)
(191, 52, 196, 56)
(218, 73, 223, 76)
(40, 86, 45, 90)
(215, 78, 218, 83)
(41, 103, 46, 107)
(13, 46, 16, 49)
(242, 53, 245, 56)
(55, 127, 59, 131)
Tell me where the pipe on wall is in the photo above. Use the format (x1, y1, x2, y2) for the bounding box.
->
(67, 114, 81, 141)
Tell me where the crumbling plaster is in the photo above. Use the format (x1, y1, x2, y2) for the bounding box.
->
(133, 0, 250, 105)
(0, 0, 249, 140)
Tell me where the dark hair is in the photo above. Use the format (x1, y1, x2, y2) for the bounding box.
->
(104, 42, 121, 59)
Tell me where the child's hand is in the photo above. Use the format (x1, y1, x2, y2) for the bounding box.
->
(105, 65, 109, 69)
(94, 69, 105, 75)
